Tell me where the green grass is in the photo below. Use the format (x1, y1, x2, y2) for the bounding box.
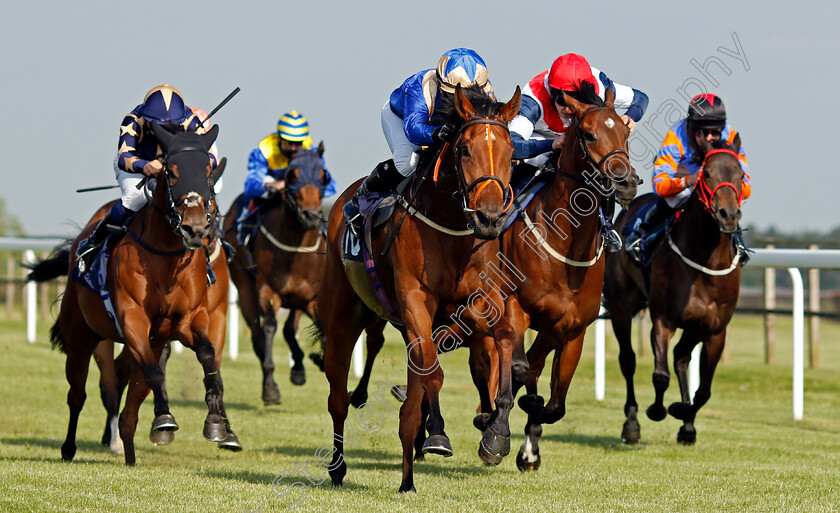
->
(1, 314, 839, 512)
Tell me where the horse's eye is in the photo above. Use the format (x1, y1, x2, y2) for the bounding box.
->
(584, 132, 596, 143)
(459, 146, 470, 158)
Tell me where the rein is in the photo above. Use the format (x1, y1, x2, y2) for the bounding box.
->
(666, 230, 741, 276)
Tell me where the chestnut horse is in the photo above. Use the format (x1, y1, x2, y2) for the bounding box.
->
(470, 86, 641, 472)
(603, 137, 746, 445)
(48, 123, 231, 465)
(320, 85, 521, 492)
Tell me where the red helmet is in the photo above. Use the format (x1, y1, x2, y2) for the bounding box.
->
(547, 53, 597, 93)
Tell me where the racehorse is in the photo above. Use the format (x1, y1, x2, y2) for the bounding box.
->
(603, 137, 746, 445)
(223, 147, 385, 404)
(320, 84, 522, 492)
(47, 122, 231, 465)
(472, 85, 641, 472)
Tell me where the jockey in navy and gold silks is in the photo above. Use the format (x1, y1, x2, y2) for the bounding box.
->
(76, 84, 215, 273)
(243, 111, 336, 200)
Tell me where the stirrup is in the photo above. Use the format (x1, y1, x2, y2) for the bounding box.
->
(604, 229, 623, 253)
(75, 239, 101, 274)
(625, 238, 643, 264)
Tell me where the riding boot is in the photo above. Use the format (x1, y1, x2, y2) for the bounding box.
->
(76, 202, 131, 274)
(626, 200, 672, 265)
(343, 159, 403, 237)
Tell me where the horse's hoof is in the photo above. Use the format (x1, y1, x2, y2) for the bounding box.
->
(677, 426, 697, 445)
(262, 385, 281, 405)
(349, 389, 367, 408)
(309, 352, 325, 372)
(203, 420, 227, 442)
(472, 412, 492, 432)
(149, 427, 175, 445)
(516, 445, 541, 472)
(646, 403, 667, 422)
(329, 461, 346, 487)
(422, 434, 453, 457)
(517, 394, 545, 415)
(621, 420, 641, 445)
(398, 483, 416, 494)
(478, 427, 510, 465)
(152, 414, 179, 432)
(668, 402, 693, 421)
(218, 431, 243, 452)
(290, 368, 306, 386)
(61, 442, 76, 462)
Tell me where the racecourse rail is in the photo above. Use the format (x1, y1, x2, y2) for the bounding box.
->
(4, 237, 839, 421)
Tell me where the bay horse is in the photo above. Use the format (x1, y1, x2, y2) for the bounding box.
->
(49, 122, 231, 465)
(603, 137, 746, 445)
(471, 85, 641, 472)
(320, 84, 521, 493)
(223, 147, 386, 404)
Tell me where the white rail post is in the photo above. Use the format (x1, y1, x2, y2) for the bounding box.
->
(789, 267, 804, 421)
(689, 345, 701, 400)
(228, 284, 239, 360)
(24, 250, 36, 343)
(594, 307, 605, 401)
(353, 334, 364, 378)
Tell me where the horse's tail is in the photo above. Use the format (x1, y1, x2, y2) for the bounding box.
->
(303, 318, 325, 351)
(49, 317, 67, 354)
(25, 239, 73, 283)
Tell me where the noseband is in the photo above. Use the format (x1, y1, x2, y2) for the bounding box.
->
(573, 107, 632, 191)
(437, 118, 514, 222)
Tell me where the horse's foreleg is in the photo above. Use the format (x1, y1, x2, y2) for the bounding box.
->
(611, 312, 640, 444)
(541, 330, 585, 425)
(647, 316, 676, 422)
(468, 335, 496, 432)
(518, 332, 551, 415)
(257, 290, 281, 404)
(284, 309, 307, 385)
(398, 368, 425, 493)
(118, 354, 154, 466)
(350, 318, 387, 408)
(674, 330, 726, 445)
(671, 329, 702, 406)
(93, 340, 124, 454)
(479, 316, 517, 466)
(62, 342, 97, 462)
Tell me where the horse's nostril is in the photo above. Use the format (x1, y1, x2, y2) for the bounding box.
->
(720, 209, 728, 219)
(475, 211, 489, 226)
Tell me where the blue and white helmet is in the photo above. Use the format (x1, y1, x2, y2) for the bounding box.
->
(435, 48, 491, 95)
(140, 84, 191, 124)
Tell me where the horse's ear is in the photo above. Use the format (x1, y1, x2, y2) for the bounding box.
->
(209, 157, 226, 187)
(151, 121, 174, 152)
(320, 169, 330, 186)
(317, 140, 325, 157)
(562, 91, 587, 118)
(730, 132, 741, 155)
(499, 86, 522, 125)
(454, 84, 477, 121)
(203, 124, 220, 150)
(604, 86, 616, 108)
(286, 167, 299, 185)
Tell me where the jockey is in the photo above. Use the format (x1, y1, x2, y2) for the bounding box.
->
(236, 111, 336, 244)
(625, 93, 752, 264)
(242, 111, 336, 202)
(343, 47, 495, 235)
(76, 84, 214, 273)
(509, 53, 648, 170)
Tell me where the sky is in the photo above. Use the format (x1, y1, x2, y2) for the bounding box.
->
(1, 0, 837, 237)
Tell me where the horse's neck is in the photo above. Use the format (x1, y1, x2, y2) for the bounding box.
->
(673, 197, 733, 261)
(538, 154, 602, 247)
(268, 200, 313, 242)
(137, 193, 185, 251)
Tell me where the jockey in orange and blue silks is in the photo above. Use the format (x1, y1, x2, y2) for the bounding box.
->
(343, 48, 495, 235)
(652, 94, 751, 209)
(509, 53, 648, 168)
(243, 111, 336, 201)
(626, 94, 752, 264)
(76, 84, 215, 272)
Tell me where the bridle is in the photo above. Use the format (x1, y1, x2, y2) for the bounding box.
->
(435, 117, 514, 224)
(143, 145, 219, 243)
(694, 148, 743, 216)
(573, 106, 632, 190)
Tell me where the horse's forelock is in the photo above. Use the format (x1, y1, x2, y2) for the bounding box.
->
(432, 84, 504, 126)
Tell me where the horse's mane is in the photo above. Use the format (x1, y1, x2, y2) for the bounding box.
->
(710, 139, 733, 151)
(431, 84, 505, 126)
(557, 80, 605, 108)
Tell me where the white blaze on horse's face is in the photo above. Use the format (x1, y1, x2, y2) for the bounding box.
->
(604, 118, 615, 129)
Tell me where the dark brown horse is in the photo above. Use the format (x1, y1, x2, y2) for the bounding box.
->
(223, 147, 386, 404)
(470, 86, 641, 472)
(603, 137, 746, 445)
(48, 123, 231, 465)
(320, 85, 521, 492)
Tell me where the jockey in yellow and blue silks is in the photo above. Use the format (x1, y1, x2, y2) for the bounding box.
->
(343, 48, 494, 235)
(243, 111, 336, 200)
(76, 84, 215, 273)
(625, 94, 752, 263)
